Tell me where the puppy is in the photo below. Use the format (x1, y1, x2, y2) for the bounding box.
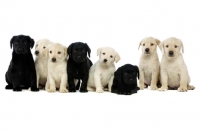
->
(138, 37, 161, 90)
(5, 35, 38, 91)
(35, 39, 52, 89)
(158, 37, 195, 92)
(67, 42, 92, 92)
(87, 47, 121, 93)
(111, 64, 139, 95)
(44, 43, 68, 93)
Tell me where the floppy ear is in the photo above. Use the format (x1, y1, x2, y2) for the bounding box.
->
(43, 46, 49, 58)
(114, 51, 121, 63)
(27, 36, 35, 49)
(10, 36, 17, 49)
(159, 41, 164, 53)
(67, 43, 74, 57)
(154, 38, 161, 45)
(85, 43, 91, 57)
(114, 67, 122, 83)
(97, 47, 102, 56)
(135, 66, 139, 79)
(64, 46, 68, 58)
(138, 41, 142, 50)
(179, 39, 184, 53)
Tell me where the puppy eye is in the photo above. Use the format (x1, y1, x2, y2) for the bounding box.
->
(166, 45, 168, 48)
(102, 53, 105, 55)
(58, 51, 61, 54)
(151, 43, 154, 46)
(110, 55, 113, 58)
(143, 44, 145, 46)
(50, 51, 52, 54)
(43, 47, 46, 49)
(175, 45, 178, 48)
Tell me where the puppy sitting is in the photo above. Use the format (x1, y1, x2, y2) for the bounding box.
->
(138, 37, 161, 90)
(5, 35, 38, 91)
(87, 47, 121, 93)
(44, 43, 68, 93)
(67, 42, 92, 92)
(158, 37, 195, 92)
(111, 64, 139, 95)
(35, 39, 52, 89)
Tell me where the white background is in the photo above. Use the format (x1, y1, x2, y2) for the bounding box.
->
(0, 0, 200, 132)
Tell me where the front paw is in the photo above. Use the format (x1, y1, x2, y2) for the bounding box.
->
(96, 89, 104, 93)
(68, 88, 76, 92)
(150, 85, 158, 90)
(187, 85, 195, 90)
(139, 85, 145, 90)
(31, 87, 39, 92)
(80, 88, 88, 93)
(59, 88, 68, 93)
(158, 87, 168, 91)
(47, 87, 56, 92)
(13, 87, 22, 92)
(178, 87, 187, 92)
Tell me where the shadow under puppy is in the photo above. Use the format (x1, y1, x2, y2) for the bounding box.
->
(111, 64, 139, 95)
(5, 35, 38, 91)
(67, 42, 92, 92)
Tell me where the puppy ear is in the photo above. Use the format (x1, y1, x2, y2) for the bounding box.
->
(10, 36, 16, 49)
(64, 46, 68, 58)
(158, 41, 164, 53)
(135, 66, 139, 79)
(114, 51, 121, 63)
(27, 36, 35, 49)
(179, 39, 184, 53)
(114, 67, 122, 83)
(85, 43, 91, 57)
(43, 46, 49, 58)
(97, 47, 102, 56)
(154, 38, 161, 45)
(138, 41, 142, 50)
(67, 43, 73, 57)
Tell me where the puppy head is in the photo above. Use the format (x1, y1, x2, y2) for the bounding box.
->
(97, 47, 120, 65)
(67, 42, 91, 62)
(138, 37, 160, 55)
(35, 39, 52, 57)
(44, 43, 68, 63)
(115, 64, 139, 84)
(10, 35, 34, 54)
(159, 37, 184, 58)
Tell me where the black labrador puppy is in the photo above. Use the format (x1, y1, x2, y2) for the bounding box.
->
(67, 42, 92, 92)
(5, 35, 38, 91)
(111, 64, 139, 95)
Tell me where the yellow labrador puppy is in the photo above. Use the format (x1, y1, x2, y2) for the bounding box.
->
(44, 43, 68, 93)
(87, 47, 120, 93)
(158, 37, 195, 92)
(138, 37, 161, 90)
(35, 39, 52, 89)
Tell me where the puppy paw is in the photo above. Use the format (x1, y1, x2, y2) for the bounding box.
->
(178, 87, 187, 92)
(158, 87, 168, 91)
(68, 88, 76, 92)
(13, 87, 22, 92)
(5, 85, 13, 89)
(59, 88, 68, 93)
(96, 89, 104, 93)
(31, 87, 39, 92)
(187, 85, 195, 90)
(80, 89, 88, 93)
(150, 86, 158, 90)
(47, 88, 56, 92)
(139, 85, 145, 90)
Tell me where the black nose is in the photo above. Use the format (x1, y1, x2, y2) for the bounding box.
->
(145, 48, 149, 52)
(169, 51, 174, 55)
(18, 47, 24, 51)
(35, 51, 39, 55)
(129, 79, 134, 82)
(104, 59, 107, 62)
(77, 56, 81, 59)
(52, 58, 56, 62)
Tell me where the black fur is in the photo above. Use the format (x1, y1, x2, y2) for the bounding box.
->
(5, 35, 38, 92)
(67, 42, 92, 92)
(111, 64, 139, 95)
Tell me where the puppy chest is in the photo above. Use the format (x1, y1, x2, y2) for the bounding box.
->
(100, 73, 112, 86)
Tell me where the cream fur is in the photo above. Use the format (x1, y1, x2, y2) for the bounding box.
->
(87, 47, 120, 93)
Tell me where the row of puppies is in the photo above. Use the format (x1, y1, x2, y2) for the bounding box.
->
(138, 37, 195, 92)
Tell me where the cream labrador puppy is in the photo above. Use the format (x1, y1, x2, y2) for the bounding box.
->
(87, 47, 120, 93)
(35, 39, 52, 89)
(138, 37, 161, 90)
(158, 37, 195, 92)
(44, 43, 68, 93)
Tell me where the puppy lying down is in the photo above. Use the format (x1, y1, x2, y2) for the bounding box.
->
(111, 64, 139, 95)
(158, 37, 195, 92)
(87, 47, 120, 93)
